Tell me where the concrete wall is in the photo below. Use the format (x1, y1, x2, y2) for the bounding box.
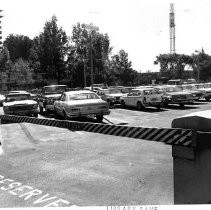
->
(173, 145, 211, 204)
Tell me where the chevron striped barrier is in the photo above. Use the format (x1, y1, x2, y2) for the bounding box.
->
(0, 114, 196, 147)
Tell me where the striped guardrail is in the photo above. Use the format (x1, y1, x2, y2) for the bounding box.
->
(0, 114, 196, 147)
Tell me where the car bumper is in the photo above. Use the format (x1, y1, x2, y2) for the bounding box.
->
(171, 100, 194, 104)
(67, 110, 110, 118)
(4, 109, 39, 116)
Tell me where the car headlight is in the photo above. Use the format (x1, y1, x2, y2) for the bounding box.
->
(33, 104, 38, 109)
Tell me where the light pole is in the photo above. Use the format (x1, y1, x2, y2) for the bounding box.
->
(82, 23, 99, 91)
(195, 50, 201, 83)
(83, 58, 87, 87)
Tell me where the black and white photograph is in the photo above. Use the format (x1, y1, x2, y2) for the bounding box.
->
(0, 0, 211, 208)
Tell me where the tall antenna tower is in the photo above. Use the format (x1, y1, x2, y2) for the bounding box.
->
(0, 10, 3, 50)
(169, 3, 176, 54)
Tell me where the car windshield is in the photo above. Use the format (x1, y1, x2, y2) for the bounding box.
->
(6, 94, 32, 102)
(103, 89, 121, 94)
(165, 86, 183, 92)
(182, 85, 197, 90)
(68, 93, 100, 100)
(44, 86, 66, 94)
(196, 84, 204, 89)
(121, 87, 134, 94)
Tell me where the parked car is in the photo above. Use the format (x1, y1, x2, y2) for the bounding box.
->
(96, 88, 127, 106)
(180, 84, 205, 100)
(196, 83, 211, 101)
(3, 92, 39, 117)
(155, 85, 194, 108)
(0, 94, 5, 106)
(120, 87, 163, 110)
(54, 90, 110, 122)
(29, 89, 41, 101)
(38, 85, 67, 114)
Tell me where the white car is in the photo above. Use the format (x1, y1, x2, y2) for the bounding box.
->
(121, 87, 163, 110)
(3, 92, 39, 117)
(0, 94, 5, 106)
(97, 88, 127, 106)
(54, 90, 110, 122)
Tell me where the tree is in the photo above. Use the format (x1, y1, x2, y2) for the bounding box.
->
(10, 58, 34, 86)
(67, 23, 112, 87)
(109, 49, 137, 86)
(4, 34, 33, 62)
(192, 51, 211, 82)
(154, 53, 194, 79)
(35, 15, 69, 83)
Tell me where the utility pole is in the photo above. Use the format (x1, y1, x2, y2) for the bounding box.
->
(82, 23, 99, 91)
(0, 10, 3, 50)
(83, 58, 87, 87)
(195, 50, 202, 83)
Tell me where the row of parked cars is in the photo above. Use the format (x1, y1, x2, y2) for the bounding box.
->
(94, 83, 211, 109)
(1, 85, 110, 122)
(1, 82, 211, 122)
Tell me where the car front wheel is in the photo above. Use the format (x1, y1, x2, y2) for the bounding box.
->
(96, 115, 103, 123)
(205, 97, 210, 102)
(63, 110, 68, 120)
(179, 104, 185, 108)
(121, 100, 126, 108)
(39, 105, 44, 114)
(137, 102, 143, 111)
(33, 113, 38, 118)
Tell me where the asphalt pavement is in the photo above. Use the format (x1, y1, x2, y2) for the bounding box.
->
(0, 100, 210, 207)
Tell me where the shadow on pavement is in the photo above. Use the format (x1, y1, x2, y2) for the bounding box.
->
(164, 104, 199, 110)
(118, 106, 169, 113)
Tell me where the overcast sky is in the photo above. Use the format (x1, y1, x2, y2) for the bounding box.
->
(1, 0, 211, 72)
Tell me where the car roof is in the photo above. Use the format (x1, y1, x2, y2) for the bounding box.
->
(7, 92, 31, 96)
(43, 85, 67, 88)
(132, 87, 154, 91)
(65, 90, 96, 95)
(9, 90, 28, 93)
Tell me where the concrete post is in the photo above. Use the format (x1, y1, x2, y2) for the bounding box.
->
(172, 111, 211, 204)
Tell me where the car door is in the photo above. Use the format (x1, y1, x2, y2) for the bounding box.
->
(124, 92, 134, 106)
(132, 91, 141, 107)
(55, 93, 66, 114)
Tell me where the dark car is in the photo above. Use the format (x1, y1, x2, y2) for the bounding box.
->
(3, 92, 39, 117)
(155, 85, 194, 108)
(38, 85, 67, 114)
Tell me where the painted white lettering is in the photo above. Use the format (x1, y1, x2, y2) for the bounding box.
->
(19, 189, 42, 200)
(9, 185, 33, 195)
(1, 182, 22, 191)
(43, 199, 70, 207)
(33, 194, 57, 204)
(0, 175, 4, 180)
(0, 179, 13, 184)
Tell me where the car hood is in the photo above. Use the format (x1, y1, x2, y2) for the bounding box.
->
(106, 93, 126, 97)
(3, 100, 37, 106)
(43, 94, 62, 98)
(167, 91, 191, 96)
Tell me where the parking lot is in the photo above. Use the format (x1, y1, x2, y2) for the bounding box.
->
(0, 99, 210, 207)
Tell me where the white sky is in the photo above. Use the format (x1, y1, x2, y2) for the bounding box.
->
(1, 0, 211, 72)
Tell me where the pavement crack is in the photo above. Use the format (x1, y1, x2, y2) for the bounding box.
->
(19, 123, 38, 144)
